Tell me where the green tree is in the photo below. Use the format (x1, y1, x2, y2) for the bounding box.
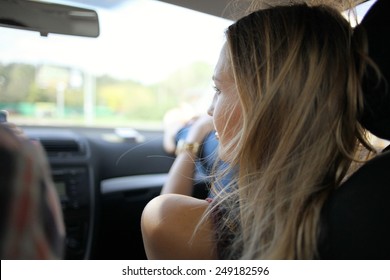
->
(0, 63, 36, 102)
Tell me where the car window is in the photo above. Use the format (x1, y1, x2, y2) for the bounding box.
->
(343, 0, 376, 26)
(0, 0, 232, 130)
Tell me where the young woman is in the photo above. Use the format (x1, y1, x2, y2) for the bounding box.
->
(141, 2, 375, 259)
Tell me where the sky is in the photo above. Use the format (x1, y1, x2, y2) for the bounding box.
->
(0, 0, 232, 84)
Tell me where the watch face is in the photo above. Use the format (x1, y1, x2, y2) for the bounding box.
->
(176, 140, 200, 156)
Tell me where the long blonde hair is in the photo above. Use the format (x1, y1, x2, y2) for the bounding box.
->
(208, 3, 373, 259)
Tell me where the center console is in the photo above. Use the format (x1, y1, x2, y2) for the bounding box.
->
(52, 167, 92, 259)
(25, 128, 95, 260)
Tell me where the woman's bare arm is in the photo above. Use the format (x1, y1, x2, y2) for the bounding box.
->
(141, 194, 217, 259)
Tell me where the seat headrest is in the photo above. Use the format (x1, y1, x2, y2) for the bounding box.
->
(359, 0, 390, 140)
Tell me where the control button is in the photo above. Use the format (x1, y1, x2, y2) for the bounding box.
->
(66, 237, 80, 250)
(60, 201, 67, 210)
(69, 188, 77, 195)
(71, 201, 80, 209)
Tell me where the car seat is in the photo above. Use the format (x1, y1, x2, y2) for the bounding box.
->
(318, 0, 390, 259)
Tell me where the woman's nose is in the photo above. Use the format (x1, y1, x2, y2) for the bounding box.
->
(207, 104, 214, 116)
(207, 95, 216, 116)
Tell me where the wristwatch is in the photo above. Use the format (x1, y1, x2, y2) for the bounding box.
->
(175, 139, 200, 156)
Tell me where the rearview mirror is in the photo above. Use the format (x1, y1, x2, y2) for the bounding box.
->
(0, 0, 99, 37)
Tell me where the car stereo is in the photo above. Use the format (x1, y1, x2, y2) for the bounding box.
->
(52, 167, 92, 259)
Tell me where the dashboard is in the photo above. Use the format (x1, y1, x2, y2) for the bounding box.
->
(21, 126, 213, 259)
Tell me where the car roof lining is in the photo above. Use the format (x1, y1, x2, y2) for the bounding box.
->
(66, 0, 371, 20)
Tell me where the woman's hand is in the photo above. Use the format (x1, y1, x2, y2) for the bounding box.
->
(186, 115, 215, 144)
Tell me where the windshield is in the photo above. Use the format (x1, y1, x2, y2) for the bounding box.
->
(0, 0, 232, 130)
(0, 0, 384, 142)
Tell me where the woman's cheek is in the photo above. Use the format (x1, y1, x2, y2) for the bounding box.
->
(215, 101, 242, 161)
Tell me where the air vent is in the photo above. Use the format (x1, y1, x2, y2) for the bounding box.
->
(40, 139, 81, 154)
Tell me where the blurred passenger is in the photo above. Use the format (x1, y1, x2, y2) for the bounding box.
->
(161, 114, 215, 196)
(162, 103, 198, 155)
(142, 2, 377, 259)
(0, 123, 65, 259)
